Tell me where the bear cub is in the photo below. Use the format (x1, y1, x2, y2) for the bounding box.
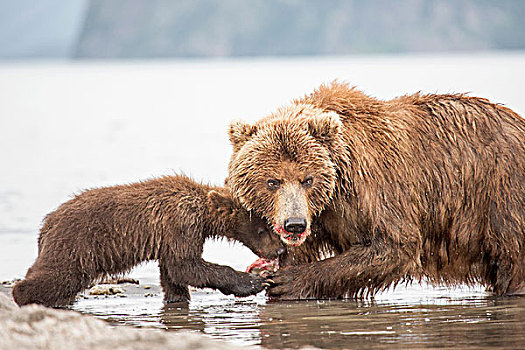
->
(13, 175, 285, 307)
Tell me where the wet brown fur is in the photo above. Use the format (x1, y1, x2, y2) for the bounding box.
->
(228, 82, 525, 299)
(12, 175, 284, 307)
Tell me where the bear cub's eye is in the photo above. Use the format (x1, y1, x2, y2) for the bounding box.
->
(301, 176, 314, 188)
(266, 179, 281, 190)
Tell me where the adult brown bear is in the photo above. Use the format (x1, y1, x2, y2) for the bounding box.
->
(12, 175, 284, 307)
(227, 82, 525, 299)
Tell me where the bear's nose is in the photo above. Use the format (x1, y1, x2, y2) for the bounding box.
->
(284, 217, 307, 234)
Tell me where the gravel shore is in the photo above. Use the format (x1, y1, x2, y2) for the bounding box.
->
(0, 286, 254, 350)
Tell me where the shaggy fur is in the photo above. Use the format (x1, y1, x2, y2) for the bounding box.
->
(227, 82, 525, 299)
(12, 175, 284, 307)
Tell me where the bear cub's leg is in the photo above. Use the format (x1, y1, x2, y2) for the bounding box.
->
(12, 258, 90, 307)
(159, 263, 191, 303)
(160, 257, 267, 300)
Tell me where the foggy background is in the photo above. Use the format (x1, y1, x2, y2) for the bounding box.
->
(2, 0, 525, 60)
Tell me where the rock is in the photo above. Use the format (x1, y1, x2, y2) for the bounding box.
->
(0, 291, 251, 350)
(1, 279, 21, 287)
(0, 291, 17, 312)
(99, 277, 140, 285)
(88, 285, 124, 296)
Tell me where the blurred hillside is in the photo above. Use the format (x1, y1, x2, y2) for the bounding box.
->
(1, 0, 525, 59)
(74, 0, 525, 58)
(0, 0, 86, 58)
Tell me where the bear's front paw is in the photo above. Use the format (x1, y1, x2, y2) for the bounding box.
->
(218, 272, 268, 297)
(267, 266, 313, 300)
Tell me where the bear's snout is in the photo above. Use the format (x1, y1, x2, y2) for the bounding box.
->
(274, 183, 312, 246)
(284, 217, 307, 234)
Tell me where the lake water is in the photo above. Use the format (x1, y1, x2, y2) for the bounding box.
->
(1, 53, 524, 349)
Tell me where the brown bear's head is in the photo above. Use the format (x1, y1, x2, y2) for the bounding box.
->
(208, 189, 286, 259)
(227, 104, 343, 246)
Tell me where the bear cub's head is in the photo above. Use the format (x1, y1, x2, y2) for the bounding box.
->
(227, 104, 343, 246)
(208, 189, 285, 259)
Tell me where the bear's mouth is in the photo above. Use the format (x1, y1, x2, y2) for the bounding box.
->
(273, 224, 310, 246)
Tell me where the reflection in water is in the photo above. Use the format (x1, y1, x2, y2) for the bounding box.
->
(72, 283, 525, 349)
(161, 304, 204, 332)
(256, 297, 525, 349)
(161, 293, 264, 346)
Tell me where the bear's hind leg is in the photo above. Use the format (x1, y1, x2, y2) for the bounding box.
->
(159, 262, 190, 303)
(12, 260, 91, 307)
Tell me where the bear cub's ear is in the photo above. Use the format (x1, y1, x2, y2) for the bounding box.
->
(208, 190, 235, 216)
(307, 111, 343, 143)
(229, 120, 257, 152)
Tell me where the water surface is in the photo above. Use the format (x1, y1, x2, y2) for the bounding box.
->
(68, 280, 525, 349)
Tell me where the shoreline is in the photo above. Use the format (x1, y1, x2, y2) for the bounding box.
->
(0, 283, 261, 350)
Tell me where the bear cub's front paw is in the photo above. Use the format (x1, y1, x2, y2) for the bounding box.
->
(218, 272, 268, 297)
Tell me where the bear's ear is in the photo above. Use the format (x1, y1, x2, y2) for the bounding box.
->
(306, 112, 342, 144)
(208, 190, 235, 215)
(229, 120, 257, 152)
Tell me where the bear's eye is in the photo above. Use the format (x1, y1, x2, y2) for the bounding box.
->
(301, 176, 314, 188)
(266, 179, 281, 190)
(257, 227, 267, 235)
